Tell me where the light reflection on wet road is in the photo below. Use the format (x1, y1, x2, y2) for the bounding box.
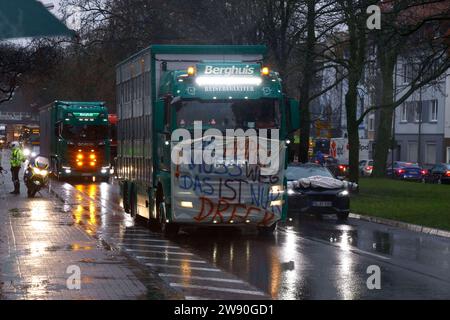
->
(63, 180, 450, 299)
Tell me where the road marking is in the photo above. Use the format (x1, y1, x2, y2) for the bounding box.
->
(169, 283, 266, 296)
(124, 249, 194, 255)
(159, 273, 245, 283)
(146, 263, 221, 272)
(185, 296, 219, 300)
(277, 226, 390, 260)
(137, 256, 207, 264)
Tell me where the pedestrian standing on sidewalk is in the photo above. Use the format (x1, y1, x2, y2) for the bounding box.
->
(9, 141, 26, 195)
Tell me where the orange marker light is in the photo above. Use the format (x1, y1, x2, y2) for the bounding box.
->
(187, 66, 195, 76)
(90, 162, 95, 167)
(77, 162, 83, 167)
(77, 154, 83, 160)
(89, 154, 96, 160)
(262, 67, 270, 75)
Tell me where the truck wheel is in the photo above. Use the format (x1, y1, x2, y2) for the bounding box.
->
(122, 183, 130, 213)
(257, 222, 277, 235)
(157, 199, 179, 236)
(129, 191, 137, 218)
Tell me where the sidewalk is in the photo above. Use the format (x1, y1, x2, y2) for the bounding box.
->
(0, 153, 170, 300)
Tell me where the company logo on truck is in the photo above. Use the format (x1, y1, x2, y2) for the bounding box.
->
(203, 65, 255, 76)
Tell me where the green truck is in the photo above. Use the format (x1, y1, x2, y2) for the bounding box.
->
(39, 101, 111, 181)
(116, 45, 299, 234)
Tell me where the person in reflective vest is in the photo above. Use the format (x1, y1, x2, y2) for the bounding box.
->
(9, 141, 26, 194)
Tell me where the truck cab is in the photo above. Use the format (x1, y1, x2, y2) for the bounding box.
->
(40, 101, 111, 181)
(116, 45, 300, 234)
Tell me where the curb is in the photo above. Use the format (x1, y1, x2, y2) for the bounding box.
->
(349, 213, 450, 239)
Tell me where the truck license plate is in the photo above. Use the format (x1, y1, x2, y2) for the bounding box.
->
(312, 201, 332, 207)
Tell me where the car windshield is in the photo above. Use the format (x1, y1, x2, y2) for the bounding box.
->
(62, 124, 108, 141)
(286, 165, 334, 180)
(175, 99, 280, 130)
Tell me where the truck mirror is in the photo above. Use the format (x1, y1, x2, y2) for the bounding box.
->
(154, 100, 165, 132)
(288, 99, 300, 132)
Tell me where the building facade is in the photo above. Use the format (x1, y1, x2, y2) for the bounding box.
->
(394, 66, 450, 166)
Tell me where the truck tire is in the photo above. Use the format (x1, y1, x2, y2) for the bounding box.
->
(257, 222, 277, 235)
(129, 192, 137, 218)
(122, 183, 130, 213)
(156, 191, 179, 236)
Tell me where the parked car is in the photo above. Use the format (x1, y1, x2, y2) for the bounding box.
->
(386, 161, 426, 181)
(359, 159, 373, 176)
(286, 163, 350, 220)
(423, 163, 450, 184)
(323, 156, 348, 179)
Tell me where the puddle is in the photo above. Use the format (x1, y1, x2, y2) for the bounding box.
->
(9, 208, 31, 218)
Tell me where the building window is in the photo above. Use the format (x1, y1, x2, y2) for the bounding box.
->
(425, 143, 436, 165)
(407, 142, 418, 163)
(401, 104, 407, 122)
(368, 117, 375, 131)
(414, 102, 421, 122)
(402, 62, 419, 84)
(430, 100, 438, 122)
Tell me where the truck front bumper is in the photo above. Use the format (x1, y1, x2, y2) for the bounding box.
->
(59, 166, 110, 178)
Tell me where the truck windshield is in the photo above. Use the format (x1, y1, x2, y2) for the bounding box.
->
(175, 99, 280, 131)
(62, 124, 108, 141)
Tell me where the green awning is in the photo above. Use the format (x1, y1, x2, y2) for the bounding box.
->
(0, 0, 75, 39)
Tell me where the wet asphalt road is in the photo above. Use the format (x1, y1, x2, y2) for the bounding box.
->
(58, 179, 450, 299)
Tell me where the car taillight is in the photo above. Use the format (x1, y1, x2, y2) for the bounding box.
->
(421, 170, 426, 175)
(397, 169, 405, 174)
(366, 166, 373, 171)
(446, 170, 450, 177)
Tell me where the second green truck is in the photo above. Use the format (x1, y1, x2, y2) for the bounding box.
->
(39, 101, 111, 181)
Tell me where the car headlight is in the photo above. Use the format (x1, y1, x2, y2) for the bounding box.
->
(287, 188, 295, 195)
(338, 190, 349, 197)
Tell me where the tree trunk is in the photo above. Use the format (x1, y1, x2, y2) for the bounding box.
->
(298, 0, 316, 163)
(373, 46, 397, 177)
(346, 76, 360, 183)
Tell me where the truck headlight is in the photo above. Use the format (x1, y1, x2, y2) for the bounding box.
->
(270, 200, 283, 207)
(270, 185, 283, 194)
(180, 201, 193, 208)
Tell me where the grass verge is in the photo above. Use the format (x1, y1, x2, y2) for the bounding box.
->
(351, 178, 450, 231)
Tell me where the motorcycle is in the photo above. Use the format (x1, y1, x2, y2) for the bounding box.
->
(24, 156, 50, 198)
